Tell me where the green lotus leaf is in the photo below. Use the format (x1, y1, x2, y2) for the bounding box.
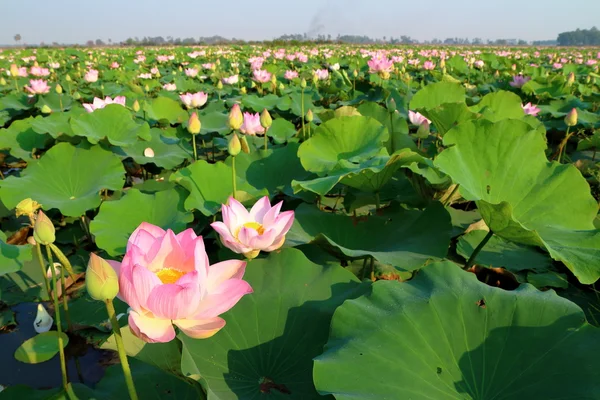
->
(409, 81, 466, 110)
(179, 248, 366, 400)
(267, 118, 297, 144)
(435, 119, 600, 283)
(314, 261, 600, 400)
(0, 143, 125, 216)
(144, 96, 188, 124)
(241, 94, 281, 112)
(35, 93, 73, 112)
(199, 111, 230, 136)
(70, 104, 151, 146)
(90, 188, 193, 256)
(0, 231, 33, 276)
(0, 118, 50, 161)
(14, 331, 69, 364)
(356, 101, 414, 153)
(30, 112, 75, 138)
(469, 90, 526, 122)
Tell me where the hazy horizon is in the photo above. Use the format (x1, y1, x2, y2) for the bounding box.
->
(2, 0, 599, 45)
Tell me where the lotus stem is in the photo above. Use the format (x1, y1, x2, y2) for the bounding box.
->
(442, 184, 460, 207)
(231, 155, 237, 201)
(105, 299, 139, 400)
(192, 134, 198, 161)
(557, 126, 574, 164)
(264, 129, 268, 151)
(464, 230, 494, 270)
(301, 88, 306, 140)
(35, 244, 52, 300)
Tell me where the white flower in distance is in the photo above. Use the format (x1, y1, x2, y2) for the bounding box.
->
(34, 303, 53, 333)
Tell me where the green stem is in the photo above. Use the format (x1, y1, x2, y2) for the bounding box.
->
(106, 299, 139, 400)
(35, 244, 52, 300)
(59, 266, 72, 331)
(374, 192, 381, 211)
(301, 88, 306, 140)
(80, 216, 92, 245)
(49, 243, 77, 281)
(464, 230, 494, 270)
(46, 245, 69, 392)
(389, 112, 395, 152)
(192, 134, 198, 161)
(264, 128, 268, 151)
(557, 126, 573, 164)
(442, 184, 460, 207)
(231, 155, 237, 200)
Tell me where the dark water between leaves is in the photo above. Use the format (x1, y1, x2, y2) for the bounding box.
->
(0, 302, 110, 390)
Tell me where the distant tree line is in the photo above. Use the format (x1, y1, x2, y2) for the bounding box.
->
(556, 27, 600, 46)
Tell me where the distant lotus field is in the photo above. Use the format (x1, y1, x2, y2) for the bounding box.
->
(1, 44, 600, 399)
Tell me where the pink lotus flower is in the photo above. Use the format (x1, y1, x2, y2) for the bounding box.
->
(110, 62, 120, 69)
(162, 83, 177, 91)
(253, 69, 272, 83)
(408, 110, 431, 126)
(83, 96, 126, 112)
(240, 112, 265, 136)
(368, 54, 394, 73)
(110, 222, 252, 343)
(138, 73, 153, 79)
(509, 75, 530, 88)
(84, 69, 99, 83)
(16, 66, 28, 77)
(284, 70, 298, 80)
(522, 102, 540, 116)
(423, 61, 435, 70)
(474, 60, 485, 69)
(314, 69, 329, 80)
(30, 66, 50, 77)
(151, 67, 160, 75)
(211, 196, 295, 259)
(553, 63, 563, 69)
(185, 68, 199, 77)
(202, 63, 214, 70)
(180, 92, 208, 109)
(48, 62, 60, 69)
(222, 75, 239, 85)
(156, 55, 169, 63)
(25, 79, 50, 94)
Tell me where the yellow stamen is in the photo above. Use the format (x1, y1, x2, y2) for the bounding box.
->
(235, 221, 265, 240)
(155, 268, 185, 284)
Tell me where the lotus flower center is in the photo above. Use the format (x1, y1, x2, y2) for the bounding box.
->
(155, 268, 185, 284)
(235, 222, 265, 240)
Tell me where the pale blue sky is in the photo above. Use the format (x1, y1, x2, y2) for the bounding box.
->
(1, 0, 599, 45)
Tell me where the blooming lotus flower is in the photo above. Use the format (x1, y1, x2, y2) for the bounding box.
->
(110, 62, 120, 69)
(83, 96, 126, 112)
(110, 222, 253, 343)
(368, 54, 394, 73)
(211, 196, 295, 259)
(162, 83, 177, 91)
(138, 73, 153, 79)
(202, 63, 214, 70)
(522, 102, 540, 116)
(49, 62, 60, 69)
(423, 61, 435, 70)
(510, 75, 530, 88)
(151, 67, 160, 75)
(180, 92, 208, 109)
(330, 63, 340, 71)
(314, 69, 329, 80)
(474, 60, 485, 69)
(222, 75, 239, 85)
(408, 110, 431, 126)
(253, 69, 272, 83)
(25, 79, 50, 94)
(553, 63, 563, 69)
(16, 66, 28, 77)
(284, 70, 298, 80)
(240, 112, 265, 136)
(185, 68, 198, 77)
(156, 55, 169, 63)
(84, 69, 99, 82)
(30, 66, 50, 76)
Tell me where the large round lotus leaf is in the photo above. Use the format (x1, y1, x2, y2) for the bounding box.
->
(409, 81, 465, 110)
(30, 112, 75, 138)
(70, 104, 151, 146)
(199, 111, 230, 136)
(144, 96, 188, 124)
(170, 160, 268, 216)
(35, 93, 73, 113)
(313, 261, 600, 400)
(469, 90, 527, 122)
(14, 331, 69, 364)
(287, 202, 451, 271)
(418, 102, 475, 137)
(241, 94, 281, 112)
(457, 229, 553, 273)
(0, 118, 50, 161)
(267, 118, 297, 144)
(356, 102, 414, 153)
(435, 119, 600, 284)
(0, 231, 33, 276)
(0, 143, 126, 217)
(297, 116, 389, 175)
(112, 128, 191, 169)
(179, 248, 366, 400)
(90, 188, 193, 256)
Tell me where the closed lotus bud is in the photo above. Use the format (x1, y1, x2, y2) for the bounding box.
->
(564, 108, 578, 127)
(33, 211, 55, 245)
(300, 78, 307, 88)
(270, 74, 277, 85)
(278, 83, 284, 90)
(55, 84, 63, 94)
(416, 120, 430, 139)
(228, 133, 241, 156)
(72, 91, 81, 100)
(188, 112, 201, 135)
(240, 135, 250, 154)
(16, 198, 42, 218)
(306, 109, 314, 122)
(86, 253, 119, 301)
(250, 81, 256, 88)
(144, 84, 150, 92)
(260, 109, 272, 129)
(439, 58, 446, 69)
(178, 66, 183, 72)
(567, 72, 575, 86)
(132, 99, 140, 112)
(10, 64, 18, 77)
(0, 77, 6, 86)
(216, 59, 221, 66)
(41, 105, 52, 114)
(586, 75, 591, 84)
(65, 74, 72, 82)
(352, 69, 358, 78)
(217, 80, 223, 90)
(227, 103, 244, 130)
(386, 97, 396, 113)
(240, 86, 247, 94)
(494, 70, 500, 78)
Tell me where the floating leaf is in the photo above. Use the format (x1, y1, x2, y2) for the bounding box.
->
(0, 231, 33, 276)
(14, 331, 69, 364)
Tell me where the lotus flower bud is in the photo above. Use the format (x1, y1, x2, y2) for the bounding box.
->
(439, 58, 446, 69)
(227, 103, 244, 130)
(240, 86, 247, 94)
(188, 112, 201, 135)
(216, 59, 221, 66)
(65, 74, 72, 82)
(300, 78, 307, 88)
(386, 97, 396, 113)
(86, 253, 119, 301)
(250, 81, 256, 88)
(306, 109, 314, 122)
(144, 84, 150, 92)
(278, 83, 285, 91)
(416, 120, 430, 139)
(260, 109, 272, 129)
(270, 74, 277, 85)
(352, 70, 358, 78)
(586, 75, 591, 84)
(564, 108, 578, 127)
(217, 80, 223, 90)
(33, 211, 55, 245)
(0, 78, 6, 86)
(55, 84, 63, 94)
(9, 64, 18, 77)
(178, 66, 183, 72)
(494, 70, 500, 78)
(228, 133, 241, 156)
(41, 105, 52, 114)
(567, 72, 575, 86)
(240, 135, 250, 154)
(72, 91, 81, 100)
(15, 198, 42, 218)
(133, 99, 140, 112)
